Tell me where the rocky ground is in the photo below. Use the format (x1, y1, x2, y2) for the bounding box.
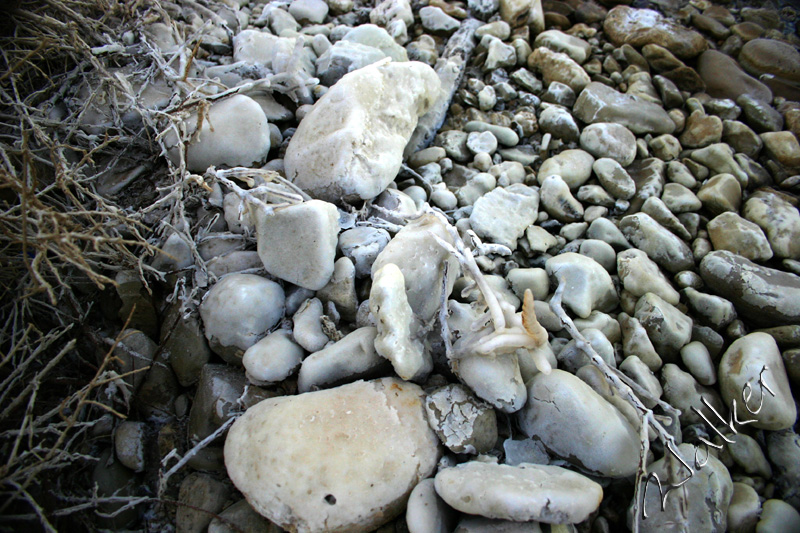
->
(2, 0, 800, 531)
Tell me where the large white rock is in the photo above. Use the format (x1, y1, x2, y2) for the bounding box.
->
(255, 200, 339, 291)
(434, 461, 603, 524)
(224, 378, 440, 533)
(166, 95, 271, 172)
(199, 274, 285, 364)
(285, 61, 441, 203)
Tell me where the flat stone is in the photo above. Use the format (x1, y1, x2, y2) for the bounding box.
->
(470, 184, 539, 250)
(573, 82, 676, 135)
(224, 378, 440, 533)
(700, 250, 800, 325)
(603, 6, 708, 59)
(739, 38, 800, 84)
(696, 50, 772, 103)
(434, 462, 602, 524)
(518, 369, 640, 477)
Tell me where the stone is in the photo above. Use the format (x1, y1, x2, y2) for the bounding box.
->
(224, 379, 440, 533)
(177, 473, 230, 533)
(696, 173, 741, 215)
(648, 134, 682, 161)
(767, 431, 800, 509)
(661, 363, 726, 426)
(256, 200, 339, 291)
(242, 329, 304, 385)
(292, 298, 329, 353)
(465, 121, 519, 146)
(722, 120, 762, 158)
(738, 94, 784, 133)
(539, 175, 584, 223)
(188, 364, 247, 445)
(525, 226, 558, 253)
(744, 191, 800, 260)
(466, 131, 498, 154)
(199, 274, 285, 364)
(556, 328, 615, 373)
(761, 131, 800, 169)
(544, 252, 617, 318)
(707, 212, 773, 262)
(739, 38, 800, 84)
(534, 30, 591, 64)
(482, 37, 518, 71)
(454, 351, 527, 413)
(161, 304, 212, 387)
(620, 213, 694, 273)
(727, 433, 772, 478)
(620, 313, 662, 371)
(114, 421, 145, 472)
(537, 105, 579, 142)
(573, 82, 676, 135)
(527, 47, 591, 93)
(603, 6, 708, 59)
(635, 292, 693, 360)
(406, 478, 457, 533)
(692, 13, 730, 40)
(342, 24, 408, 62)
(165, 95, 271, 173)
(690, 143, 748, 187)
(653, 74, 684, 109)
(476, 21, 511, 40)
(592, 158, 635, 200)
(537, 149, 594, 189)
(315, 41, 386, 86)
(580, 123, 636, 167)
(541, 82, 575, 107)
(289, 0, 329, 23)
(208, 500, 281, 533)
(700, 250, 800, 325)
(680, 341, 716, 386)
(370, 0, 414, 27)
(518, 369, 639, 477)
(370, 264, 429, 382)
(285, 61, 440, 203)
(696, 50, 772, 103)
(757, 500, 800, 533)
(470, 184, 539, 250)
(617, 249, 679, 304)
(339, 227, 390, 278)
(420, 6, 460, 34)
(499, 0, 533, 27)
(434, 462, 602, 524)
(424, 384, 497, 454)
(680, 110, 722, 149)
(317, 257, 358, 320)
(633, 443, 732, 533)
(719, 333, 797, 431)
(661, 182, 701, 213)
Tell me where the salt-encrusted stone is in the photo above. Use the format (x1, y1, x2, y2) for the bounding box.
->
(200, 274, 285, 364)
(469, 184, 539, 250)
(256, 200, 339, 291)
(546, 253, 618, 318)
(435, 461, 602, 524)
(580, 123, 637, 167)
(406, 478, 457, 533)
(242, 329, 304, 385)
(424, 384, 498, 454)
(165, 95, 271, 172)
(719, 333, 796, 431)
(285, 61, 440, 203)
(518, 369, 640, 477)
(634, 292, 693, 360)
(556, 328, 615, 373)
(370, 263, 430, 382)
(620, 213, 694, 273)
(224, 378, 440, 533)
(617, 249, 679, 304)
(466, 131, 498, 154)
(541, 81, 575, 107)
(297, 327, 387, 393)
(482, 36, 518, 71)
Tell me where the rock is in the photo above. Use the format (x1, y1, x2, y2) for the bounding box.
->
(696, 50, 772, 103)
(482, 36, 518, 71)
(317, 257, 358, 320)
(372, 214, 458, 322)
(766, 431, 800, 509)
(700, 250, 800, 326)
(165, 95, 271, 173)
(435, 462, 602, 524)
(739, 38, 800, 84)
(719, 333, 796, 431)
(499, 0, 533, 27)
(292, 298, 330, 353)
(632, 443, 732, 533)
(761, 131, 800, 169)
(617, 249, 679, 304)
(199, 274, 285, 364)
(470, 184, 539, 250)
(620, 213, 694, 273)
(743, 191, 800, 260)
(187, 364, 248, 454)
(648, 134, 682, 161)
(339, 227, 391, 278)
(592, 158, 635, 200)
(454, 351, 527, 413)
(635, 292, 693, 360)
(424, 384, 497, 454)
(603, 6, 707, 59)
(406, 478, 457, 533)
(420, 6, 460, 34)
(727, 433, 771, 478)
(696, 173, 741, 215)
(580, 123, 636, 166)
(224, 378, 440, 533)
(690, 143, 748, 187)
(466, 131, 498, 154)
(526, 225, 558, 253)
(557, 327, 615, 373)
(707, 212, 773, 262)
(680, 341, 716, 386)
(315, 41, 387, 86)
(297, 327, 387, 392)
(177, 473, 230, 533)
(285, 61, 440, 203)
(537, 105, 579, 142)
(476, 21, 511, 40)
(370, 263, 430, 382)
(453, 516, 544, 532)
(342, 24, 408, 62)
(661, 182, 701, 213)
(538, 149, 594, 189)
(680, 110, 723, 149)
(527, 47, 591, 93)
(289, 0, 328, 23)
(738, 94, 783, 133)
(692, 13, 730, 40)
(371, 0, 414, 27)
(534, 30, 591, 64)
(573, 82, 676, 135)
(757, 499, 800, 533)
(662, 363, 726, 426)
(114, 421, 145, 473)
(541, 81, 575, 107)
(510, 68, 542, 93)
(256, 200, 339, 291)
(243, 329, 304, 386)
(208, 500, 281, 533)
(539, 175, 584, 223)
(518, 369, 640, 477)
(620, 313, 662, 371)
(722, 120, 762, 158)
(161, 303, 212, 387)
(465, 121, 519, 146)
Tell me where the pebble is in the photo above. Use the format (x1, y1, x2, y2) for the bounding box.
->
(466, 130, 498, 154)
(574, 82, 676, 135)
(434, 461, 603, 523)
(243, 329, 304, 385)
(199, 274, 285, 364)
(539, 175, 584, 222)
(405, 478, 457, 533)
(420, 6, 459, 34)
(224, 378, 439, 533)
(288, 0, 328, 24)
(455, 351, 527, 413)
(620, 313, 663, 371)
(470, 184, 539, 250)
(339, 227, 391, 278)
(424, 384, 498, 454)
(285, 62, 440, 203)
(603, 6, 707, 59)
(707, 212, 773, 262)
(682, 287, 737, 330)
(534, 30, 591, 65)
(620, 213, 694, 273)
(538, 105, 579, 142)
(161, 304, 212, 387)
(757, 499, 800, 533)
(545, 252, 619, 317)
(635, 292, 693, 360)
(738, 94, 784, 132)
(527, 46, 591, 93)
(739, 38, 800, 84)
(177, 473, 230, 533)
(114, 421, 146, 472)
(579, 123, 637, 166)
(518, 369, 640, 477)
(538, 149, 594, 189)
(719, 332, 797, 431)
(256, 199, 340, 291)
(743, 190, 800, 260)
(453, 516, 544, 532)
(465, 121, 519, 146)
(727, 433, 772, 478)
(661, 363, 724, 426)
(661, 182, 701, 213)
(297, 327, 386, 392)
(617, 249, 679, 304)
